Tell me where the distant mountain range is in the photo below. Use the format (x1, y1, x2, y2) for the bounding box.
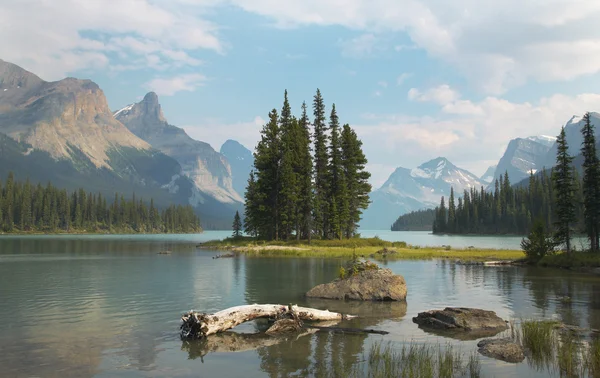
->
(0, 58, 253, 228)
(220, 139, 254, 198)
(360, 157, 485, 229)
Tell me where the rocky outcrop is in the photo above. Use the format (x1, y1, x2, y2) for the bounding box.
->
(477, 338, 525, 363)
(116, 92, 242, 205)
(413, 307, 508, 334)
(306, 268, 407, 301)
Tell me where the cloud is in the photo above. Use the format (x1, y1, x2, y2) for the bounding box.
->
(0, 0, 222, 80)
(408, 84, 460, 105)
(339, 33, 380, 58)
(183, 116, 266, 152)
(217, 0, 600, 93)
(354, 88, 600, 180)
(145, 73, 207, 96)
(396, 73, 412, 86)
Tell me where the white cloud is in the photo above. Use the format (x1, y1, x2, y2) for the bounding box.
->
(354, 89, 600, 178)
(215, 0, 600, 93)
(145, 73, 207, 96)
(339, 33, 379, 58)
(0, 0, 221, 80)
(183, 116, 265, 152)
(396, 73, 412, 86)
(408, 84, 460, 105)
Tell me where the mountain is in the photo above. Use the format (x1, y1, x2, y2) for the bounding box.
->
(0, 59, 190, 196)
(490, 135, 555, 188)
(480, 165, 497, 184)
(220, 139, 253, 197)
(360, 157, 485, 230)
(541, 113, 600, 169)
(114, 93, 243, 209)
(0, 59, 235, 229)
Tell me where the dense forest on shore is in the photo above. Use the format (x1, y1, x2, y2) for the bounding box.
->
(392, 112, 600, 254)
(0, 172, 202, 233)
(243, 89, 372, 241)
(390, 209, 435, 231)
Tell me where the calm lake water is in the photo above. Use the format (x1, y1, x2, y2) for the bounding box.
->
(1, 232, 599, 377)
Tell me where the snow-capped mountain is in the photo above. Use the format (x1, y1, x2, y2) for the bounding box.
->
(541, 113, 600, 169)
(489, 136, 555, 188)
(360, 157, 485, 230)
(480, 165, 497, 184)
(220, 139, 253, 198)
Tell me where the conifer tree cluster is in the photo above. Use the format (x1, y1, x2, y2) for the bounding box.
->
(396, 112, 600, 254)
(0, 172, 201, 233)
(244, 90, 371, 241)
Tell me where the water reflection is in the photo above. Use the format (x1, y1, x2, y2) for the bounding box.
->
(1, 235, 600, 377)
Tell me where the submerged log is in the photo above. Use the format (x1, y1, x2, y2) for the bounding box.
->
(180, 304, 356, 339)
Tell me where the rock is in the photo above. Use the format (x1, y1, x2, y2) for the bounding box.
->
(370, 247, 398, 258)
(265, 319, 303, 335)
(306, 268, 407, 301)
(412, 307, 508, 332)
(477, 338, 525, 363)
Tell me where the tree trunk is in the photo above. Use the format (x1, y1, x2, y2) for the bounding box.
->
(181, 304, 356, 339)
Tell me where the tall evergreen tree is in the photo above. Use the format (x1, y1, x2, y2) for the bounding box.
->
(447, 187, 456, 233)
(298, 102, 313, 241)
(254, 109, 281, 240)
(312, 89, 329, 238)
(340, 124, 371, 238)
(232, 210, 242, 238)
(553, 127, 577, 254)
(327, 104, 347, 239)
(581, 112, 600, 252)
(278, 91, 299, 240)
(243, 171, 259, 237)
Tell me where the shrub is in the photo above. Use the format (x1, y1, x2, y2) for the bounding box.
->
(338, 266, 347, 280)
(521, 218, 557, 262)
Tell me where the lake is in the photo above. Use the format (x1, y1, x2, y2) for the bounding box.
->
(0, 232, 599, 377)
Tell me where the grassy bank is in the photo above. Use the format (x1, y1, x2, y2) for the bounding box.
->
(538, 252, 600, 269)
(199, 237, 525, 261)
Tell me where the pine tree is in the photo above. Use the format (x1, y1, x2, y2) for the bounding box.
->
(278, 91, 298, 240)
(340, 124, 370, 238)
(553, 127, 577, 254)
(437, 196, 447, 233)
(20, 179, 32, 231)
(327, 104, 347, 239)
(243, 171, 259, 237)
(254, 109, 281, 240)
(232, 210, 242, 238)
(298, 102, 313, 241)
(447, 187, 456, 233)
(312, 89, 329, 238)
(581, 112, 600, 252)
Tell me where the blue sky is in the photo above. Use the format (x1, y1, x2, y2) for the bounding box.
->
(4, 0, 600, 186)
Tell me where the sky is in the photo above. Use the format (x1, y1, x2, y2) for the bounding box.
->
(3, 0, 600, 187)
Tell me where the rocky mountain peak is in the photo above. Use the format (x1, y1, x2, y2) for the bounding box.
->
(0, 59, 43, 90)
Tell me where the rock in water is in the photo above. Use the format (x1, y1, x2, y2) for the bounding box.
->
(477, 338, 525, 363)
(413, 307, 507, 332)
(306, 268, 407, 301)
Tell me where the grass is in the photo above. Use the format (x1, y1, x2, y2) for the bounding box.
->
(354, 341, 481, 378)
(538, 252, 600, 269)
(200, 237, 524, 261)
(587, 337, 600, 377)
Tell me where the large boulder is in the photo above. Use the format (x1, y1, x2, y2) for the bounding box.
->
(306, 268, 407, 301)
(413, 307, 508, 334)
(477, 338, 525, 363)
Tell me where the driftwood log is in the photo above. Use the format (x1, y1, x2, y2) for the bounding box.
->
(180, 304, 356, 339)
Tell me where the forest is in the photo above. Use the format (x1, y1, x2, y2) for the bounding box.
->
(243, 89, 372, 241)
(0, 172, 202, 233)
(392, 112, 600, 253)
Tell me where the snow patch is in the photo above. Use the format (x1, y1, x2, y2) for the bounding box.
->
(114, 104, 134, 118)
(161, 174, 181, 194)
(410, 168, 432, 179)
(3, 89, 6, 91)
(568, 115, 582, 124)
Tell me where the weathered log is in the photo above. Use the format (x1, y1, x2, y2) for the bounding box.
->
(180, 304, 356, 339)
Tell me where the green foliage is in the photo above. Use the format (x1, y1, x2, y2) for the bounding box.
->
(338, 266, 347, 280)
(245, 90, 371, 241)
(232, 210, 242, 238)
(521, 218, 557, 262)
(553, 126, 577, 253)
(0, 172, 201, 234)
(391, 209, 435, 231)
(581, 112, 600, 252)
(538, 251, 600, 268)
